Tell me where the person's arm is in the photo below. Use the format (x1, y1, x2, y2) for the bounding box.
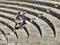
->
(24, 16, 31, 21)
(24, 16, 35, 22)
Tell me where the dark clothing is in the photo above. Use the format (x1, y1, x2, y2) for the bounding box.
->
(22, 15, 30, 25)
(15, 15, 30, 25)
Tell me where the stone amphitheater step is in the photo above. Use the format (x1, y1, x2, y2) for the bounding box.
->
(0, 6, 49, 37)
(24, 9, 60, 43)
(24, 0, 60, 9)
(0, 11, 16, 19)
(0, 12, 40, 45)
(0, 12, 29, 45)
(0, 3, 58, 37)
(0, 8, 54, 37)
(0, 0, 60, 9)
(24, 14, 60, 45)
(0, 3, 59, 31)
(0, 12, 58, 45)
(0, 7, 43, 37)
(0, 1, 59, 12)
(14, 28, 29, 45)
(0, 17, 18, 45)
(0, 1, 60, 44)
(0, 28, 8, 42)
(0, 26, 7, 45)
(0, 2, 60, 19)
(25, 21, 41, 45)
(24, 14, 57, 45)
(0, 8, 41, 42)
(24, 8, 60, 38)
(0, 11, 29, 38)
(0, 2, 59, 33)
(25, 13, 55, 37)
(0, 9, 30, 43)
(41, 13, 60, 42)
(0, 5, 43, 44)
(0, 1, 59, 13)
(0, 11, 42, 45)
(0, 6, 57, 45)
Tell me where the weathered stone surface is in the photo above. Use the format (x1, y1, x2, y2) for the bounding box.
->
(0, 0, 60, 45)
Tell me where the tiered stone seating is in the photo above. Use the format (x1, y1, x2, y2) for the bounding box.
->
(0, 27, 7, 45)
(0, 1, 60, 19)
(0, 0, 60, 45)
(25, 1, 60, 9)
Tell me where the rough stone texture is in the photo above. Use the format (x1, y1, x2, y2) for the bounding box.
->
(0, 0, 60, 45)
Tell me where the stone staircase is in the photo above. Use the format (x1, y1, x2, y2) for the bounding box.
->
(0, 0, 60, 45)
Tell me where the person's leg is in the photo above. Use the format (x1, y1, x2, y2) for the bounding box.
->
(15, 23, 17, 29)
(14, 23, 17, 32)
(23, 20, 26, 24)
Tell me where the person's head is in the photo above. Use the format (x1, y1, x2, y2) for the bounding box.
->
(17, 11, 26, 16)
